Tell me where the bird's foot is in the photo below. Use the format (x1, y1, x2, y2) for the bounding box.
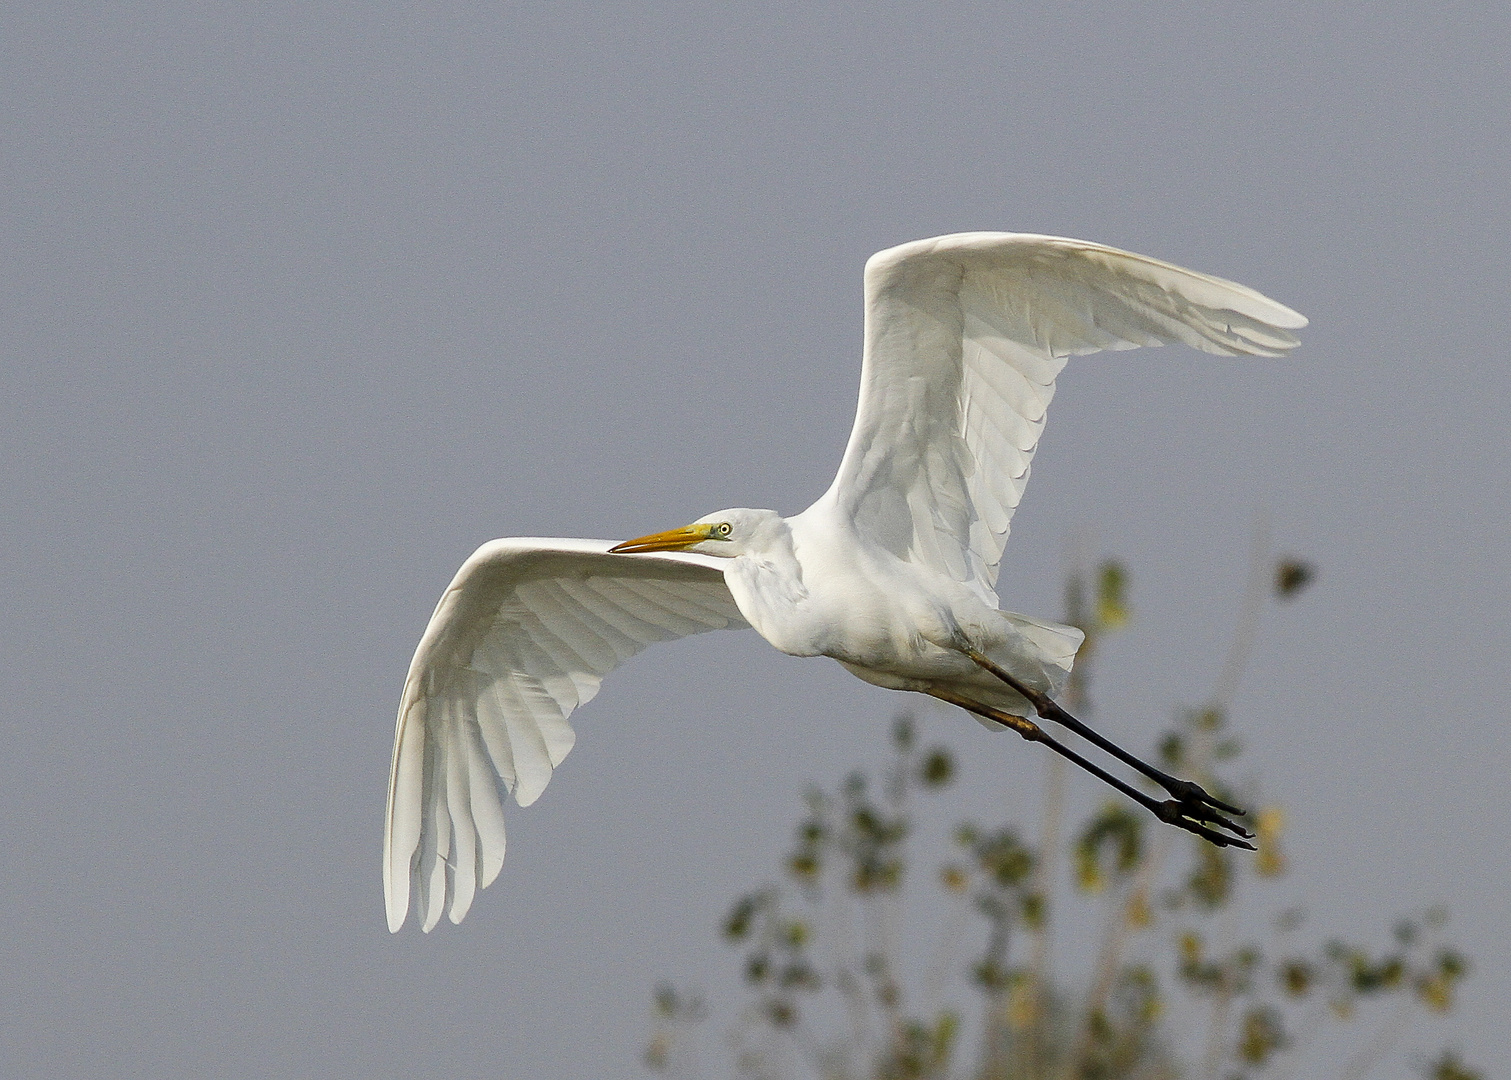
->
(1156, 774, 1248, 820)
(1153, 797, 1255, 849)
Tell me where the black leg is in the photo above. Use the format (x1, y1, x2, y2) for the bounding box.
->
(963, 648, 1250, 828)
(925, 689, 1253, 849)
(930, 679, 1251, 851)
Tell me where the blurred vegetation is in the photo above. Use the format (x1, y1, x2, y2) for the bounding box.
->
(645, 551, 1480, 1080)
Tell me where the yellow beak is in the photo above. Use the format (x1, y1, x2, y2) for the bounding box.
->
(609, 523, 714, 554)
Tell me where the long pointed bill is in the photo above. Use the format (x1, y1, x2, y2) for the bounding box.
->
(609, 523, 715, 554)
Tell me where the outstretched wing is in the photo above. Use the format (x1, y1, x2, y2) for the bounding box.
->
(819, 233, 1307, 604)
(384, 538, 747, 932)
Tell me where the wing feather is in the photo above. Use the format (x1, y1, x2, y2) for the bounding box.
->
(444, 727, 479, 924)
(818, 232, 1306, 603)
(463, 718, 509, 888)
(471, 667, 519, 794)
(384, 538, 748, 932)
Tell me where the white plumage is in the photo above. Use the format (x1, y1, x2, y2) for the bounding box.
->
(384, 232, 1306, 932)
(385, 540, 747, 931)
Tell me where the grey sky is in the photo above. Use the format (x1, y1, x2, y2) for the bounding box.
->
(3, 3, 1507, 1077)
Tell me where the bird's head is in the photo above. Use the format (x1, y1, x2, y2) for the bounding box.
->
(610, 507, 784, 558)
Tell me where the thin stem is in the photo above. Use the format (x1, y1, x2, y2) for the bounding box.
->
(1339, 996, 1416, 1080)
(1028, 755, 1064, 1080)
(1201, 977, 1233, 1080)
(831, 858, 869, 1061)
(1059, 873, 1138, 1080)
(1270, 1000, 1333, 1080)
(921, 872, 969, 1021)
(1208, 520, 1270, 710)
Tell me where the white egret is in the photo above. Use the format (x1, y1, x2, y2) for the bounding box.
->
(384, 232, 1306, 932)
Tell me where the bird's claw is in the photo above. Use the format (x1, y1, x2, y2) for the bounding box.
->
(1159, 775, 1246, 818)
(1143, 766, 1254, 846)
(1154, 799, 1256, 849)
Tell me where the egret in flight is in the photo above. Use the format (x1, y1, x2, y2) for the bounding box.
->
(385, 232, 1306, 932)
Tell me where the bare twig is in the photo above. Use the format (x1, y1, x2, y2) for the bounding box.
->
(1208, 520, 1270, 710)
(1339, 996, 1416, 1080)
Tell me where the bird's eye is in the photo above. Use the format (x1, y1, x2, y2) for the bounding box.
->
(716, 523, 732, 538)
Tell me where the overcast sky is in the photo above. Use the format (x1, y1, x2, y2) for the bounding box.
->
(3, 3, 1508, 1077)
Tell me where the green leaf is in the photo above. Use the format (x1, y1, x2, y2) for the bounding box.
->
(919, 747, 954, 787)
(1096, 559, 1131, 629)
(1274, 558, 1316, 599)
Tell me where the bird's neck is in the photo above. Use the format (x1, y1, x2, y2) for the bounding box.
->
(723, 521, 818, 656)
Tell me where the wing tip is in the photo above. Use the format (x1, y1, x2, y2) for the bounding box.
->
(1239, 295, 1307, 334)
(448, 896, 474, 925)
(384, 856, 411, 932)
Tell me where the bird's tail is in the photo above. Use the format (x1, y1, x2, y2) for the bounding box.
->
(998, 610, 1084, 698)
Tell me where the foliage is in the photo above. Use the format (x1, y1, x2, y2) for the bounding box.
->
(645, 555, 1480, 1080)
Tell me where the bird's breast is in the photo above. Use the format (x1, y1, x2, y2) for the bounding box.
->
(726, 548, 964, 675)
(724, 556, 825, 657)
